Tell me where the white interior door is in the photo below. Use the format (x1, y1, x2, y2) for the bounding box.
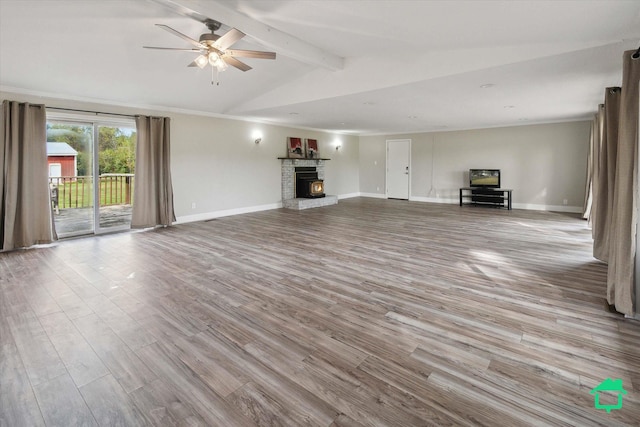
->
(387, 139, 410, 199)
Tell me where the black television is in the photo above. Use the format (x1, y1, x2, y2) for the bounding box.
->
(469, 169, 500, 188)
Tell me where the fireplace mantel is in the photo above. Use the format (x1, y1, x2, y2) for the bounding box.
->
(277, 157, 331, 161)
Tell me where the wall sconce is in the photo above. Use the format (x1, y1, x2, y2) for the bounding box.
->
(335, 145, 342, 151)
(252, 130, 263, 144)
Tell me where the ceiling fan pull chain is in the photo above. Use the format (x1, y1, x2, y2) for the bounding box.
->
(210, 66, 221, 86)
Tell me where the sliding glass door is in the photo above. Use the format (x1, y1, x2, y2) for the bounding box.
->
(46, 117, 135, 237)
(97, 125, 136, 232)
(47, 122, 95, 236)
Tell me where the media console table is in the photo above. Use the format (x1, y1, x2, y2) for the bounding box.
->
(459, 187, 512, 210)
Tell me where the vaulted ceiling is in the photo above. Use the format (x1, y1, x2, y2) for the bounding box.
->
(1, 0, 638, 135)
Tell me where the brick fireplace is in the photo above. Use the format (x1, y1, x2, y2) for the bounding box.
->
(280, 158, 338, 210)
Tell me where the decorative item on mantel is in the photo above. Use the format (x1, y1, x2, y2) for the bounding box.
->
(305, 138, 319, 159)
(287, 137, 304, 158)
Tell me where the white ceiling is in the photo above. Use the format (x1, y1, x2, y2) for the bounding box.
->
(1, 0, 638, 135)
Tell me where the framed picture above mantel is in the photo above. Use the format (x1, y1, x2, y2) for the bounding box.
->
(287, 137, 304, 158)
(286, 137, 322, 159)
(305, 138, 319, 159)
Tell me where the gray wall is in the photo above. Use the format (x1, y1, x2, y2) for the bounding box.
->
(359, 121, 591, 211)
(170, 113, 359, 221)
(2, 89, 591, 215)
(1, 91, 360, 222)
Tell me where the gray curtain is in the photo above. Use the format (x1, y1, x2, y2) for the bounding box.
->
(131, 115, 175, 228)
(0, 100, 57, 250)
(606, 50, 639, 315)
(591, 103, 615, 262)
(590, 106, 605, 231)
(582, 117, 595, 220)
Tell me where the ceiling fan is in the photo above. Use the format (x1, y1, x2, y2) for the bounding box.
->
(144, 19, 276, 83)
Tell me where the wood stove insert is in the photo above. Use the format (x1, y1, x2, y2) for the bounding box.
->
(295, 167, 325, 198)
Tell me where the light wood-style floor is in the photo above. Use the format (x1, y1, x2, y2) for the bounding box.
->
(1, 197, 639, 426)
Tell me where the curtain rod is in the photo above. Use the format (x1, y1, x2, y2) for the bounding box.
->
(46, 106, 137, 119)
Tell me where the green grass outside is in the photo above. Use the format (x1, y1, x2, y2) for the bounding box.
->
(54, 178, 134, 209)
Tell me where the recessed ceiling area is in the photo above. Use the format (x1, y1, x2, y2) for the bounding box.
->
(1, 0, 638, 135)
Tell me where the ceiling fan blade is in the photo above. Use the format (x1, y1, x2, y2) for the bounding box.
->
(223, 56, 252, 72)
(156, 24, 204, 49)
(225, 49, 276, 60)
(214, 28, 245, 50)
(143, 46, 202, 52)
(187, 61, 198, 67)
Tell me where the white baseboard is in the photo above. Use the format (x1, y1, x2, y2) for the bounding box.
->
(338, 192, 361, 200)
(175, 202, 282, 224)
(175, 195, 584, 225)
(175, 192, 361, 224)
(360, 192, 387, 199)
(408, 196, 583, 213)
(410, 196, 458, 204)
(512, 203, 582, 213)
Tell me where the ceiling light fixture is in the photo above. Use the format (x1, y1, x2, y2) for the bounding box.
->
(480, 84, 495, 88)
(144, 19, 276, 86)
(504, 105, 515, 109)
(194, 54, 208, 69)
(207, 52, 227, 71)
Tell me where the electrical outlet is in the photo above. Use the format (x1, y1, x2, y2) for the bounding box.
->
(374, 161, 377, 166)
(563, 199, 568, 205)
(191, 202, 196, 209)
(377, 186, 380, 191)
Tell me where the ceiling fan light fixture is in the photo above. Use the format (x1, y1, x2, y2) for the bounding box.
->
(194, 54, 208, 69)
(216, 60, 228, 72)
(208, 52, 221, 65)
(144, 21, 275, 82)
(207, 52, 227, 71)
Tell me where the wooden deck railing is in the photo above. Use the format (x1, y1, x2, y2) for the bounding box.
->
(49, 174, 134, 209)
